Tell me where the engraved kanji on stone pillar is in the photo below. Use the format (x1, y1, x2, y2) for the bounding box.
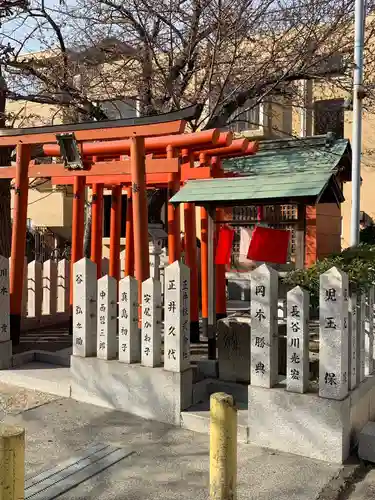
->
(73, 258, 97, 357)
(164, 261, 190, 372)
(286, 286, 309, 393)
(0, 256, 10, 343)
(57, 259, 70, 314)
(141, 278, 162, 367)
(349, 292, 358, 390)
(319, 267, 349, 400)
(250, 264, 278, 388)
(97, 275, 117, 360)
(42, 259, 57, 317)
(358, 293, 366, 383)
(27, 260, 42, 320)
(118, 276, 140, 363)
(365, 288, 374, 376)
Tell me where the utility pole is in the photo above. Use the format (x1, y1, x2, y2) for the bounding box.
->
(350, 0, 366, 246)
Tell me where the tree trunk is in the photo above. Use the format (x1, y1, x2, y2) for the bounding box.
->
(0, 72, 12, 257)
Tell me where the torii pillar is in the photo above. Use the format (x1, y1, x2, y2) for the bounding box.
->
(182, 149, 200, 342)
(10, 144, 31, 344)
(130, 137, 150, 301)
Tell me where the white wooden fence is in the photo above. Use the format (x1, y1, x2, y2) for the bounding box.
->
(16, 256, 117, 330)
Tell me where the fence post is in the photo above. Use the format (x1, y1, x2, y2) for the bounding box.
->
(319, 267, 349, 400)
(57, 259, 70, 314)
(164, 261, 190, 372)
(210, 392, 237, 500)
(27, 260, 42, 321)
(9, 256, 27, 318)
(365, 287, 374, 376)
(97, 275, 117, 360)
(141, 277, 162, 367)
(250, 263, 278, 388)
(286, 286, 309, 393)
(349, 291, 358, 390)
(0, 424, 25, 500)
(0, 256, 11, 369)
(73, 258, 97, 357)
(359, 292, 366, 383)
(42, 259, 57, 318)
(118, 276, 140, 363)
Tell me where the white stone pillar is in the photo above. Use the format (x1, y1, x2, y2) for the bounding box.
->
(141, 277, 162, 367)
(286, 286, 309, 393)
(164, 261, 190, 372)
(319, 267, 349, 400)
(97, 275, 117, 360)
(42, 259, 57, 317)
(57, 259, 70, 314)
(27, 260, 42, 320)
(0, 256, 11, 369)
(250, 264, 278, 388)
(73, 258, 97, 357)
(349, 292, 358, 390)
(118, 276, 140, 363)
(365, 288, 374, 376)
(358, 293, 366, 383)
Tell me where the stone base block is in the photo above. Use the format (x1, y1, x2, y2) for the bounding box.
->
(217, 318, 250, 383)
(358, 422, 375, 462)
(0, 340, 12, 369)
(70, 356, 193, 425)
(196, 360, 218, 379)
(248, 375, 375, 463)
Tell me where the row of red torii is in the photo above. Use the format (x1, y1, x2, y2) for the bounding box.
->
(0, 108, 258, 351)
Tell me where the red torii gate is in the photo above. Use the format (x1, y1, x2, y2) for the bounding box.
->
(0, 109, 257, 346)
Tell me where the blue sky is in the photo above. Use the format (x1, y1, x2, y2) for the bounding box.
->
(1, 0, 76, 54)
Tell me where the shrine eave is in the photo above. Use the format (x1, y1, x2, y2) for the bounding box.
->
(169, 170, 345, 208)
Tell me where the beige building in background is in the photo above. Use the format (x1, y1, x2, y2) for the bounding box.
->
(6, 36, 375, 259)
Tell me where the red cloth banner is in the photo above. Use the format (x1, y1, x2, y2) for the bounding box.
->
(215, 226, 235, 265)
(247, 226, 291, 264)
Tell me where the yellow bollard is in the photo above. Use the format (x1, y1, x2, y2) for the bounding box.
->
(209, 392, 237, 500)
(0, 424, 25, 500)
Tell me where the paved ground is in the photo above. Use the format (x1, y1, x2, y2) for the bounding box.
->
(0, 382, 354, 500)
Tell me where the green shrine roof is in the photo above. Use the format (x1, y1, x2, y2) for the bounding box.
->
(170, 135, 351, 207)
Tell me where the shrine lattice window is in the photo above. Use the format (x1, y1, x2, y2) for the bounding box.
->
(231, 204, 298, 262)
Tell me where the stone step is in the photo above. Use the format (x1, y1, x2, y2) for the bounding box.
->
(181, 400, 248, 443)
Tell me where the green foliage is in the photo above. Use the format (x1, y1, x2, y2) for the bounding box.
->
(283, 244, 375, 307)
(360, 224, 375, 245)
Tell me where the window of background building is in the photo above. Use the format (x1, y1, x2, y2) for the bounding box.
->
(313, 99, 344, 138)
(228, 99, 262, 133)
(97, 98, 139, 120)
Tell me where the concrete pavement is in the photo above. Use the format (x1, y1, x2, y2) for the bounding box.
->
(0, 383, 353, 500)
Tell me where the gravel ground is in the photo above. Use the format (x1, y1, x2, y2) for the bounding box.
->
(0, 381, 60, 420)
